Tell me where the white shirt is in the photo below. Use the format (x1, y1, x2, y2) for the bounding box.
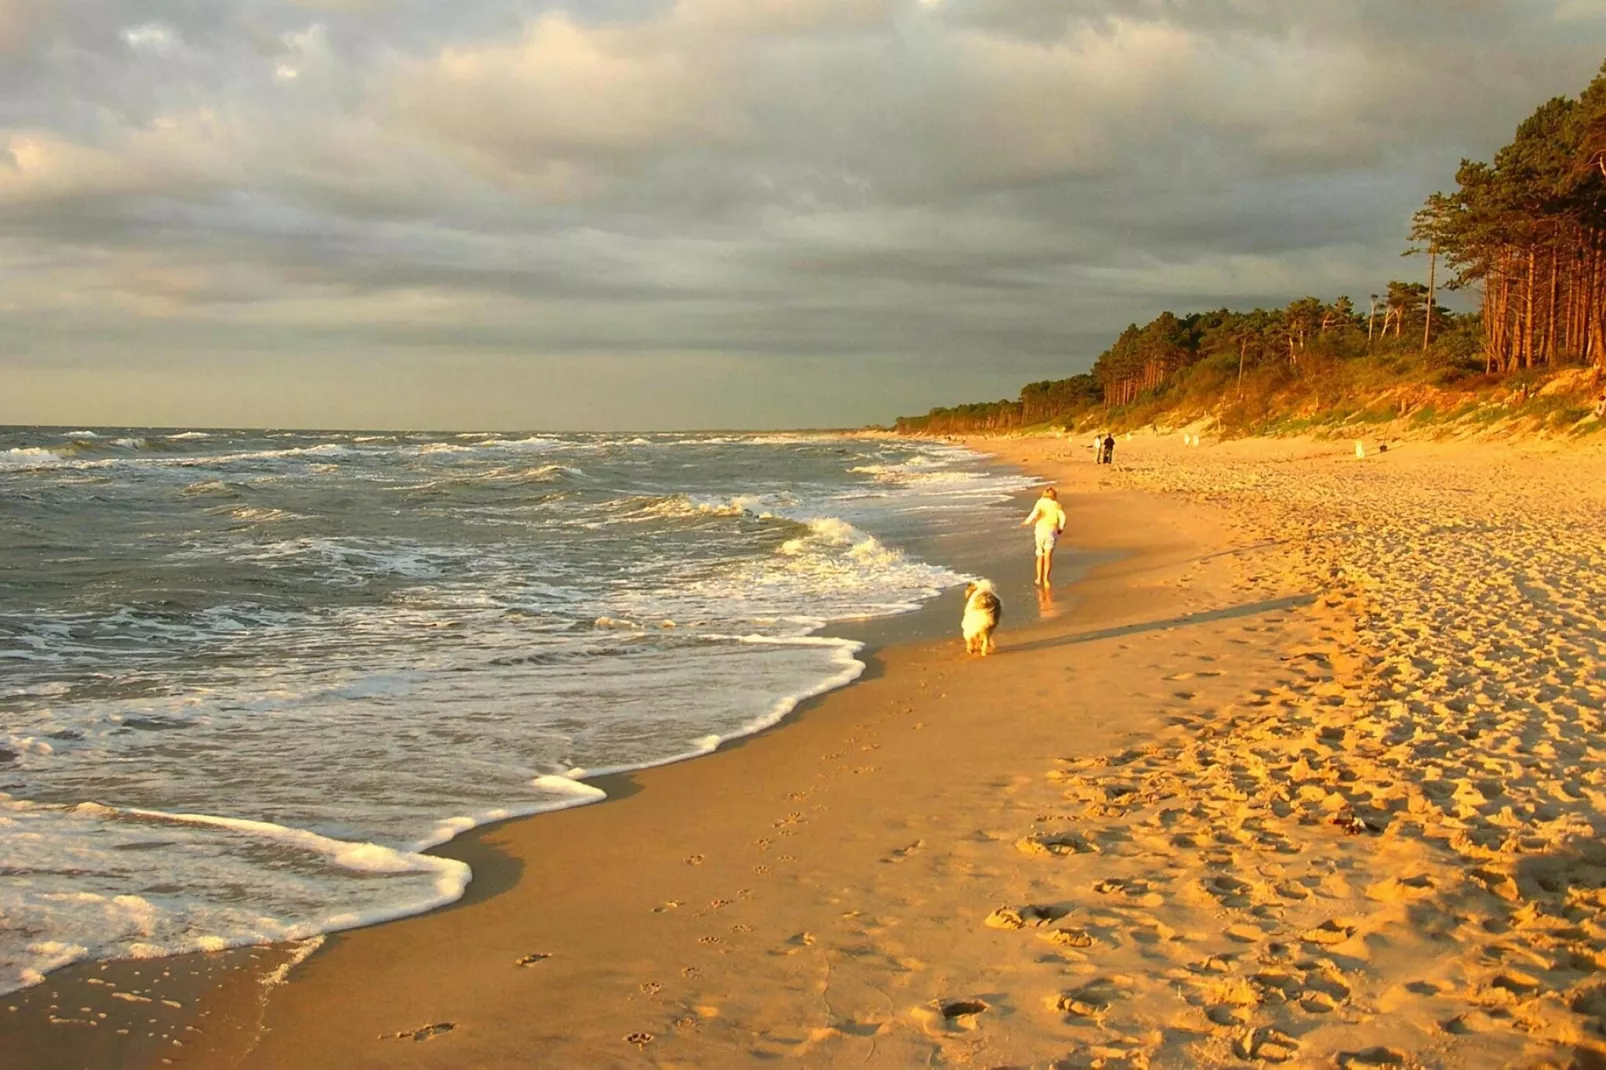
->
(1025, 497, 1065, 538)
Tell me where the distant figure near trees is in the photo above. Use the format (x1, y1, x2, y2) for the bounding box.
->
(1098, 433, 1116, 465)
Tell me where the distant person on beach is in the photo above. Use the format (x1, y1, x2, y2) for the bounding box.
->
(1099, 433, 1116, 465)
(1020, 487, 1067, 588)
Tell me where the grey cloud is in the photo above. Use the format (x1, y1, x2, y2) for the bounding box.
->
(0, 0, 1601, 428)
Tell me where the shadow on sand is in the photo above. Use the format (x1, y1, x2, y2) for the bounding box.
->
(1004, 593, 1318, 655)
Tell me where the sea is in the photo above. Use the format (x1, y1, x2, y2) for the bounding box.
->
(0, 428, 1036, 993)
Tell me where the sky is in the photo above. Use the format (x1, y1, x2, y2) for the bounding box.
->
(2, 0, 1604, 430)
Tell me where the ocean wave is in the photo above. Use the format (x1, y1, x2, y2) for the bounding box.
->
(0, 797, 471, 995)
(477, 436, 562, 451)
(0, 446, 66, 469)
(166, 431, 212, 440)
(172, 535, 485, 588)
(216, 506, 312, 524)
(743, 433, 845, 446)
(0, 430, 1026, 994)
(175, 443, 361, 467)
(1, 441, 362, 474)
(399, 464, 581, 495)
(180, 479, 237, 497)
(620, 492, 785, 522)
(851, 453, 1038, 498)
(565, 636, 866, 779)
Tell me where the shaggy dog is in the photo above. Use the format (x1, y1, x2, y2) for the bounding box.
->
(961, 579, 1003, 655)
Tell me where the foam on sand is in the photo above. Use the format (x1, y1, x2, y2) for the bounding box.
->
(0, 797, 470, 995)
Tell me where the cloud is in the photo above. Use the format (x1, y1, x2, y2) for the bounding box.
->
(0, 0, 1599, 428)
(392, 13, 741, 190)
(0, 0, 49, 53)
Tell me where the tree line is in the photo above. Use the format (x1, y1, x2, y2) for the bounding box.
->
(894, 62, 1606, 436)
(1415, 63, 1606, 371)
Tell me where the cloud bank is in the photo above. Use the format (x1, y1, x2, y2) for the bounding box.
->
(1, 0, 1601, 428)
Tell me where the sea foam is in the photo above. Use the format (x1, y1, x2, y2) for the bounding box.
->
(0, 428, 1027, 994)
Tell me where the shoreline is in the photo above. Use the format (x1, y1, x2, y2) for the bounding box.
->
(11, 430, 1602, 1067)
(0, 444, 1063, 1067)
(226, 456, 1235, 1069)
(3, 440, 1203, 1069)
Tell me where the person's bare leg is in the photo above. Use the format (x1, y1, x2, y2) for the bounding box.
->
(1042, 548, 1054, 588)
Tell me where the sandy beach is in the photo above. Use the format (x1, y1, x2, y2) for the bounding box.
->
(8, 430, 1606, 1068)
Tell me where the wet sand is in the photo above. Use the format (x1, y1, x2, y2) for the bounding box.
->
(8, 430, 1606, 1068)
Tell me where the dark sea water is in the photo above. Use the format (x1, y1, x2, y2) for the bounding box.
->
(0, 427, 1035, 992)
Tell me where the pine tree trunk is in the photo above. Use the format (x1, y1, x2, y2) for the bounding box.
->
(1546, 239, 1559, 365)
(1565, 233, 1579, 358)
(1482, 283, 1494, 374)
(1495, 250, 1512, 373)
(1524, 246, 1537, 370)
(1500, 255, 1513, 370)
(1423, 246, 1437, 355)
(1589, 236, 1603, 368)
(1593, 239, 1606, 369)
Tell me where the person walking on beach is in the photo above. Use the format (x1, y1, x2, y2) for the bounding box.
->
(1020, 487, 1067, 588)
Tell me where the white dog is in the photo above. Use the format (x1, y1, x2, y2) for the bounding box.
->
(961, 579, 1003, 655)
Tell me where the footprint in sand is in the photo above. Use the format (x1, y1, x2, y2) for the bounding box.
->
(383, 1022, 455, 1042)
(1234, 1026, 1298, 1063)
(1299, 919, 1357, 947)
(1016, 832, 1099, 856)
(1037, 927, 1095, 950)
(912, 998, 989, 1035)
(1050, 976, 1130, 1019)
(1336, 1046, 1409, 1067)
(883, 839, 924, 863)
(985, 904, 1066, 929)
